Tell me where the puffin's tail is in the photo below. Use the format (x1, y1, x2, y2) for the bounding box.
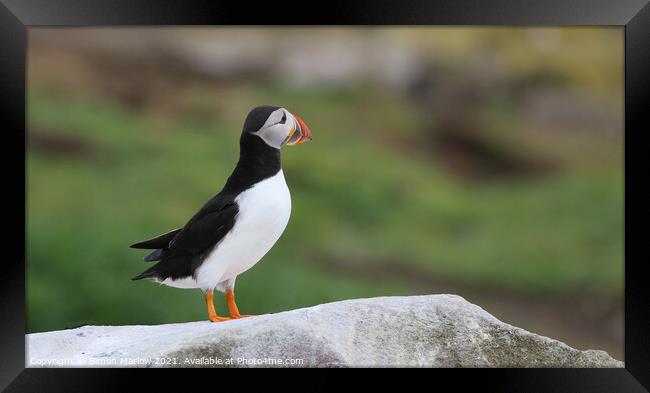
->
(131, 262, 162, 281)
(131, 270, 157, 281)
(143, 248, 164, 262)
(131, 254, 193, 282)
(130, 228, 182, 250)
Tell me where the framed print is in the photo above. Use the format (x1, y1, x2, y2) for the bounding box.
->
(1, 0, 649, 391)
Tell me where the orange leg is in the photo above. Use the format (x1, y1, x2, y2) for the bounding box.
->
(226, 290, 254, 319)
(204, 290, 230, 322)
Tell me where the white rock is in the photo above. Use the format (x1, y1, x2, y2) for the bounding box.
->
(26, 295, 622, 368)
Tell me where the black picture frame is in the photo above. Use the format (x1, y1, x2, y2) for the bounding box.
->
(2, 0, 648, 390)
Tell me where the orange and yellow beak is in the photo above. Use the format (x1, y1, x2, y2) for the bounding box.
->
(285, 113, 312, 146)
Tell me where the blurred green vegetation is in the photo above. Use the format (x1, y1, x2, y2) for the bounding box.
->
(28, 83, 622, 326)
(26, 27, 623, 357)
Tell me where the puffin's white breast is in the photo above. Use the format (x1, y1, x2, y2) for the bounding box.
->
(193, 170, 291, 290)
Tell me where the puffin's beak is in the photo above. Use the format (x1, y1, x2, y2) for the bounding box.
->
(286, 113, 312, 146)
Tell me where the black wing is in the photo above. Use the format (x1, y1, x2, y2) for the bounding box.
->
(131, 194, 238, 266)
(166, 201, 239, 256)
(130, 228, 183, 249)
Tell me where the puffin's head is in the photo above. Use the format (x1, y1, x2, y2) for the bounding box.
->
(242, 105, 312, 149)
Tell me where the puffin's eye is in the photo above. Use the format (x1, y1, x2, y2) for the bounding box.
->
(278, 113, 287, 125)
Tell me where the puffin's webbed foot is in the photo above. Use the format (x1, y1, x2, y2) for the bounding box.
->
(209, 315, 231, 323)
(229, 314, 253, 319)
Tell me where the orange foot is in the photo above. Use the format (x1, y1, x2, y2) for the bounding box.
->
(208, 315, 231, 323)
(229, 314, 254, 319)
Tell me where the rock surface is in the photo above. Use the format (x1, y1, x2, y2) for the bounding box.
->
(27, 295, 622, 368)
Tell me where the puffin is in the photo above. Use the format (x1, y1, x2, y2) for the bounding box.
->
(130, 105, 312, 322)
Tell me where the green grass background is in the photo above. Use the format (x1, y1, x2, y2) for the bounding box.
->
(27, 83, 622, 329)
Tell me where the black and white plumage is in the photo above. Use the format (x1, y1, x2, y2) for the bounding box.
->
(131, 105, 312, 306)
